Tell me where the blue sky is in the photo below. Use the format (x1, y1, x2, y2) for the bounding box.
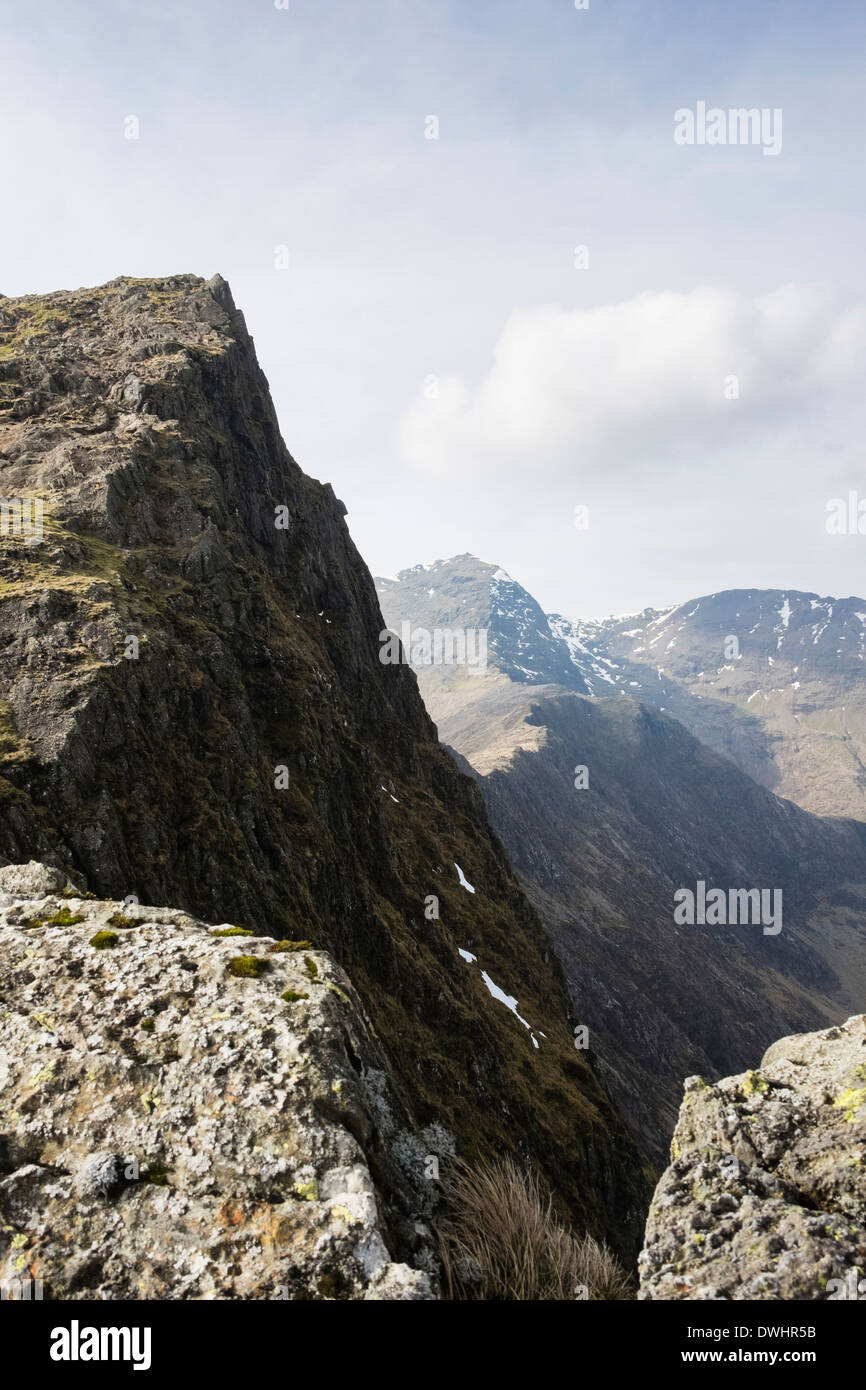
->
(2, 0, 865, 615)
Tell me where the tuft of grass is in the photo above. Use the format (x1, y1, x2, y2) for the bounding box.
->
(303, 955, 319, 980)
(436, 1155, 634, 1301)
(281, 989, 309, 1003)
(227, 955, 269, 979)
(89, 930, 119, 950)
(0, 699, 31, 765)
(107, 912, 137, 929)
(269, 939, 313, 953)
(211, 926, 256, 938)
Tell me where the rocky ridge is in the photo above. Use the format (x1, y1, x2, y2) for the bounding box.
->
(563, 591, 866, 823)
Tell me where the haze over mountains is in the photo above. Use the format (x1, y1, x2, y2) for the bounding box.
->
(376, 557, 866, 1161)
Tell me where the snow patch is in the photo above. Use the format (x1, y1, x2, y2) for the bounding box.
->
(454, 863, 475, 893)
(480, 971, 532, 1031)
(776, 598, 792, 649)
(458, 949, 540, 1047)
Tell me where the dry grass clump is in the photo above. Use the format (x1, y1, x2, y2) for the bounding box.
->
(437, 1155, 634, 1301)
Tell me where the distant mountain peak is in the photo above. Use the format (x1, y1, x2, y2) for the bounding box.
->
(376, 555, 588, 693)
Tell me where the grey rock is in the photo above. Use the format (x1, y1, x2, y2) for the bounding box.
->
(0, 861, 68, 897)
(639, 1015, 866, 1299)
(0, 874, 437, 1300)
(74, 1153, 124, 1200)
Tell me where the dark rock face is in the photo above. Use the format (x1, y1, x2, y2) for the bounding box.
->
(639, 1015, 866, 1300)
(377, 558, 866, 1167)
(0, 276, 649, 1263)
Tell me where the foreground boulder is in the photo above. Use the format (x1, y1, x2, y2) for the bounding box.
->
(0, 864, 436, 1299)
(639, 1015, 866, 1299)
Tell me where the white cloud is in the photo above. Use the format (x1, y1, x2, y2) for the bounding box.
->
(399, 285, 866, 483)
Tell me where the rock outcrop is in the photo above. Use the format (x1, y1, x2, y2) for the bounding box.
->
(0, 275, 649, 1279)
(638, 1015, 866, 1299)
(0, 862, 436, 1299)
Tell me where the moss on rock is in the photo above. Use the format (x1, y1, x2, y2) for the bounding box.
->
(227, 955, 269, 979)
(89, 930, 119, 949)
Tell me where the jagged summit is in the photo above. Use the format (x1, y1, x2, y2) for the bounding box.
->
(376, 554, 589, 695)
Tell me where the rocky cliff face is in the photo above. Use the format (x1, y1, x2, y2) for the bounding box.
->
(0, 276, 649, 1278)
(377, 558, 866, 1165)
(639, 1014, 866, 1300)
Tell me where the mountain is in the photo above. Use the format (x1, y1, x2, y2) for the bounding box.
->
(379, 559, 866, 823)
(556, 591, 866, 823)
(378, 555, 590, 695)
(0, 277, 649, 1279)
(376, 558, 866, 1163)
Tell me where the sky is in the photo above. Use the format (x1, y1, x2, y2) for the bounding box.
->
(1, 0, 865, 617)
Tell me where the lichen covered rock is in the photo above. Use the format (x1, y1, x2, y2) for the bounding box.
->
(638, 1015, 866, 1299)
(0, 870, 438, 1299)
